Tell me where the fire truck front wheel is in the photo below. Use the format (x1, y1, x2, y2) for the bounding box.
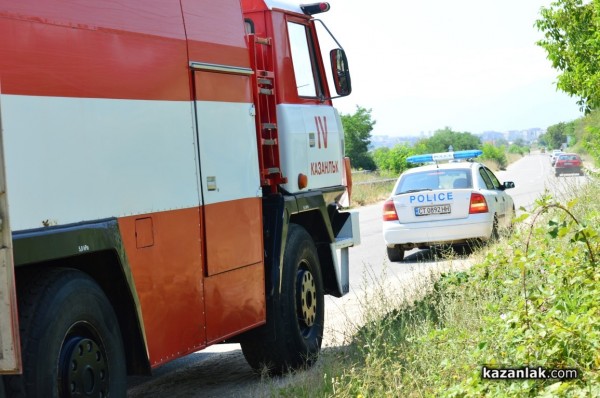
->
(6, 268, 126, 398)
(241, 223, 324, 373)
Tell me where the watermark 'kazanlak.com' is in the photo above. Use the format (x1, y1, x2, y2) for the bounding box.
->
(482, 366, 579, 380)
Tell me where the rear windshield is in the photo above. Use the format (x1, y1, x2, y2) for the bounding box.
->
(395, 169, 472, 194)
(558, 154, 580, 161)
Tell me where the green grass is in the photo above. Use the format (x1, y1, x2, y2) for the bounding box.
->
(270, 178, 600, 397)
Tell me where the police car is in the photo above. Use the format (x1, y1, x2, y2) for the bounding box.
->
(382, 150, 516, 262)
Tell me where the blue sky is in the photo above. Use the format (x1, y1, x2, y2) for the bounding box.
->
(319, 0, 583, 136)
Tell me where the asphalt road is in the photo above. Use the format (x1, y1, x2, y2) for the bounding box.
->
(127, 152, 587, 397)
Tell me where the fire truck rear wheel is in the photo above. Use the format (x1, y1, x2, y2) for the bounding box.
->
(241, 224, 324, 374)
(6, 268, 126, 398)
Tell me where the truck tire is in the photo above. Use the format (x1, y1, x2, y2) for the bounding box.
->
(241, 224, 324, 374)
(6, 268, 125, 398)
(386, 246, 404, 262)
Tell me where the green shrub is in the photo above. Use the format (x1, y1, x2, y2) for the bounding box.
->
(480, 143, 508, 170)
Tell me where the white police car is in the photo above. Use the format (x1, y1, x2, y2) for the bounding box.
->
(382, 150, 516, 262)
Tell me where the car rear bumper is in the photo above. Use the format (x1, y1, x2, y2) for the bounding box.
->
(383, 214, 493, 247)
(555, 166, 582, 174)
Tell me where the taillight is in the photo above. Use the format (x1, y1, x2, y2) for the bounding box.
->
(469, 193, 488, 214)
(383, 199, 399, 221)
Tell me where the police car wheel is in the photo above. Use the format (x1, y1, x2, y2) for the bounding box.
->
(387, 246, 405, 262)
(5, 268, 126, 398)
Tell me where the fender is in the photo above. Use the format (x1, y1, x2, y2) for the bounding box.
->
(12, 219, 151, 375)
(262, 187, 359, 300)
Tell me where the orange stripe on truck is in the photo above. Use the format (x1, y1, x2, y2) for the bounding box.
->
(204, 197, 264, 276)
(118, 198, 266, 367)
(118, 207, 207, 367)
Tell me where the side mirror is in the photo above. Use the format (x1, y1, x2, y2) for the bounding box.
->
(330, 48, 351, 96)
(503, 181, 515, 189)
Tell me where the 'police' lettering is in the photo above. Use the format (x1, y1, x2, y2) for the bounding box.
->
(409, 192, 454, 203)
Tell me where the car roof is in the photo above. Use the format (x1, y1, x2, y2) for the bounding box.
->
(401, 161, 479, 175)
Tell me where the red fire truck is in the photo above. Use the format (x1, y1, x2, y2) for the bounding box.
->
(0, 0, 360, 396)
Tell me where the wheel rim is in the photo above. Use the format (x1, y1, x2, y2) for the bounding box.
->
(59, 325, 109, 398)
(296, 263, 317, 333)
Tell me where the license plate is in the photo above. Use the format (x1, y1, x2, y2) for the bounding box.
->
(414, 204, 451, 216)
(564, 162, 573, 166)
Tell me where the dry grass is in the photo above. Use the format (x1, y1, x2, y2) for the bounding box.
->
(350, 171, 396, 207)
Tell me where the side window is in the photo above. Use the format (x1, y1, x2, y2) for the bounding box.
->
(287, 22, 318, 97)
(483, 167, 502, 190)
(244, 18, 255, 34)
(478, 168, 494, 190)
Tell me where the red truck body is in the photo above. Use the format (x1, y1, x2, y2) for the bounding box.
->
(0, 1, 359, 396)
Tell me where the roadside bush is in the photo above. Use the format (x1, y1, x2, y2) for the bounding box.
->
(508, 144, 529, 156)
(372, 144, 414, 174)
(446, 193, 600, 397)
(480, 143, 508, 170)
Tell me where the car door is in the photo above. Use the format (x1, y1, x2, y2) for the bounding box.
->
(482, 167, 512, 227)
(476, 166, 504, 221)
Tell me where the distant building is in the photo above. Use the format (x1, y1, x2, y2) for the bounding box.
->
(480, 131, 505, 143)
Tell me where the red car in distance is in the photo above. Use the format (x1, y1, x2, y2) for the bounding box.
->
(554, 153, 584, 176)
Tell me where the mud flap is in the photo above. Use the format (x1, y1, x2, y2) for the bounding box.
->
(329, 210, 360, 296)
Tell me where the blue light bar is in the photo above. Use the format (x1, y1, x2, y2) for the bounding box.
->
(407, 150, 483, 164)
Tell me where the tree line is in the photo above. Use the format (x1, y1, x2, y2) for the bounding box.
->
(341, 107, 513, 174)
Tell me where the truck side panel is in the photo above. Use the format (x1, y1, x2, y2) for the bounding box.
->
(2, 96, 200, 230)
(192, 92, 267, 339)
(0, 1, 197, 230)
(180, 0, 251, 67)
(118, 209, 207, 367)
(192, 72, 262, 275)
(0, 1, 189, 101)
(1, 0, 267, 370)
